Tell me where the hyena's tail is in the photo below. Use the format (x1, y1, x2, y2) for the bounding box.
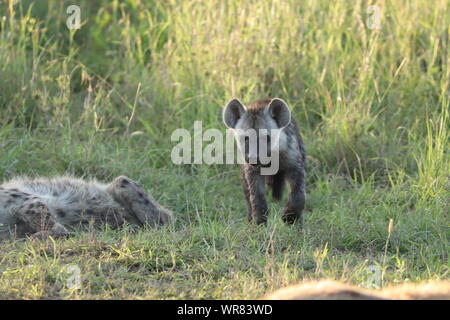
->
(267, 172, 285, 201)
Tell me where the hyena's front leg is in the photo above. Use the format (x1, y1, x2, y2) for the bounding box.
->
(107, 176, 173, 227)
(16, 198, 68, 239)
(283, 168, 306, 225)
(245, 168, 269, 225)
(240, 169, 253, 222)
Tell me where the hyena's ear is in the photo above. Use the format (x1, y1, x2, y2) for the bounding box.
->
(223, 98, 246, 129)
(267, 98, 291, 128)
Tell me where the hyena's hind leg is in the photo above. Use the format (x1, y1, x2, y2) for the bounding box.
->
(15, 197, 68, 239)
(106, 176, 173, 227)
(267, 171, 285, 201)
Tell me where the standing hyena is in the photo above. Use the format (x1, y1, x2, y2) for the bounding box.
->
(223, 98, 306, 225)
(0, 176, 173, 239)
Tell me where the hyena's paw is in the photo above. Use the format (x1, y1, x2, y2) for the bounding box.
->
(31, 223, 70, 240)
(282, 201, 304, 225)
(108, 176, 173, 227)
(283, 191, 305, 225)
(249, 214, 267, 225)
(16, 199, 67, 237)
(282, 210, 303, 225)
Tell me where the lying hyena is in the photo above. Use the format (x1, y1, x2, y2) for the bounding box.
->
(262, 280, 450, 300)
(0, 176, 173, 239)
(223, 98, 306, 225)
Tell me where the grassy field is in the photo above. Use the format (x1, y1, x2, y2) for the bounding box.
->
(0, 0, 448, 299)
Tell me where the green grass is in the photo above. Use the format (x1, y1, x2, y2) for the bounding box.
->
(0, 0, 448, 299)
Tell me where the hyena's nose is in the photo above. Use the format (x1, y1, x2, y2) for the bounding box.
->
(246, 155, 260, 166)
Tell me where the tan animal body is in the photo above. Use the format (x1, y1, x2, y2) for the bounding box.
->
(262, 280, 450, 300)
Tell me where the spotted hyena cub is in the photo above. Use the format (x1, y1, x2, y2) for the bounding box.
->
(223, 98, 306, 225)
(0, 176, 173, 240)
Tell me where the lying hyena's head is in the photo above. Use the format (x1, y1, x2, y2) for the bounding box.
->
(223, 98, 291, 169)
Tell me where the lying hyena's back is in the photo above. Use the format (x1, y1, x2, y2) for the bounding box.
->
(1, 176, 114, 210)
(1, 176, 119, 221)
(0, 176, 173, 239)
(0, 176, 122, 238)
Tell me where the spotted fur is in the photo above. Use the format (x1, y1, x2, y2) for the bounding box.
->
(0, 176, 173, 239)
(223, 98, 306, 225)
